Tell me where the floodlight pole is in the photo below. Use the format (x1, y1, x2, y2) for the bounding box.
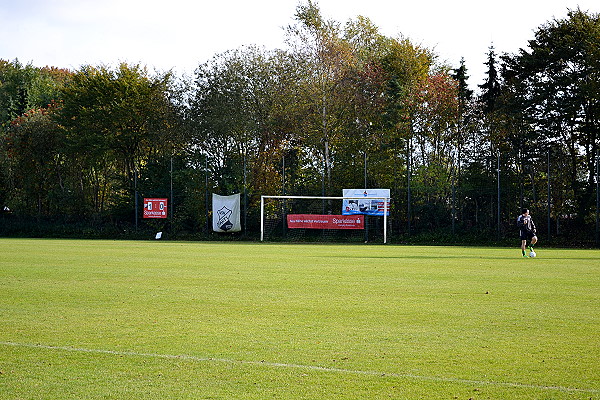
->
(407, 138, 412, 235)
(596, 150, 600, 246)
(547, 149, 551, 241)
(497, 151, 501, 240)
(364, 151, 368, 243)
(205, 156, 210, 233)
(170, 155, 174, 231)
(243, 151, 247, 233)
(134, 165, 138, 231)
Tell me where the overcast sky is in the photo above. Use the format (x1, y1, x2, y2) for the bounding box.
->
(1, 0, 597, 88)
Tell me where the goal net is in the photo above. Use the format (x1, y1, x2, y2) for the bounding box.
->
(260, 195, 390, 243)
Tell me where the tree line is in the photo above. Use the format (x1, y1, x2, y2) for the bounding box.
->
(1, 2, 599, 245)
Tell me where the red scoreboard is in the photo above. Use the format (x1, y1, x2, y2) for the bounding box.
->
(143, 198, 168, 219)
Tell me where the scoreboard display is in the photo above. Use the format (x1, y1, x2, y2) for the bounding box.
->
(143, 198, 168, 219)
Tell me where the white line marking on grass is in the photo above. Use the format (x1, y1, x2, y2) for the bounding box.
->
(1, 341, 598, 395)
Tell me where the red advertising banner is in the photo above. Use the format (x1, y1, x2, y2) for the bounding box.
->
(143, 198, 168, 219)
(287, 214, 364, 229)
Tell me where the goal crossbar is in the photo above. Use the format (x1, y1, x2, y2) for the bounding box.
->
(260, 195, 391, 243)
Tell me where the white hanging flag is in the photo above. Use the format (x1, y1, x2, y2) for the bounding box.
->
(212, 193, 241, 232)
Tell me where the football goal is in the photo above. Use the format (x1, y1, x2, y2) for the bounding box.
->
(260, 195, 390, 243)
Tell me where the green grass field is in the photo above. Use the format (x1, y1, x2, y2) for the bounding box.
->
(0, 239, 598, 399)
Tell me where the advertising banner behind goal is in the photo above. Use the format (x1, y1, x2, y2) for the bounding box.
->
(287, 214, 364, 229)
(342, 189, 390, 216)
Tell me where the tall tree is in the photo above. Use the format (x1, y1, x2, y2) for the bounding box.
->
(502, 8, 600, 220)
(57, 63, 178, 213)
(479, 46, 501, 115)
(3, 104, 65, 216)
(286, 2, 436, 196)
(450, 58, 476, 171)
(286, 0, 357, 195)
(0, 61, 72, 216)
(452, 57, 473, 128)
(189, 47, 303, 198)
(477, 44, 504, 190)
(0, 60, 70, 125)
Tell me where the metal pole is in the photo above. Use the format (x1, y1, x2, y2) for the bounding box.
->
(321, 165, 325, 214)
(134, 165, 138, 231)
(170, 156, 174, 230)
(596, 150, 600, 246)
(364, 152, 368, 243)
(407, 137, 412, 235)
(243, 151, 247, 233)
(452, 178, 456, 236)
(452, 151, 456, 236)
(518, 149, 522, 211)
(364, 151, 367, 189)
(497, 151, 501, 239)
(205, 156, 210, 233)
(282, 155, 286, 238)
(547, 149, 551, 241)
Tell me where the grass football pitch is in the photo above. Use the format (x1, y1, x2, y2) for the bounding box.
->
(0, 239, 598, 399)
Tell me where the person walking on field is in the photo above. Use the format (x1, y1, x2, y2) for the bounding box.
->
(517, 208, 537, 257)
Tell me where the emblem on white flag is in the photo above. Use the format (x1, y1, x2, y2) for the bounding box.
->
(212, 194, 241, 232)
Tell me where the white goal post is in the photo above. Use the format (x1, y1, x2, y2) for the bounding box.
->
(260, 195, 391, 243)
